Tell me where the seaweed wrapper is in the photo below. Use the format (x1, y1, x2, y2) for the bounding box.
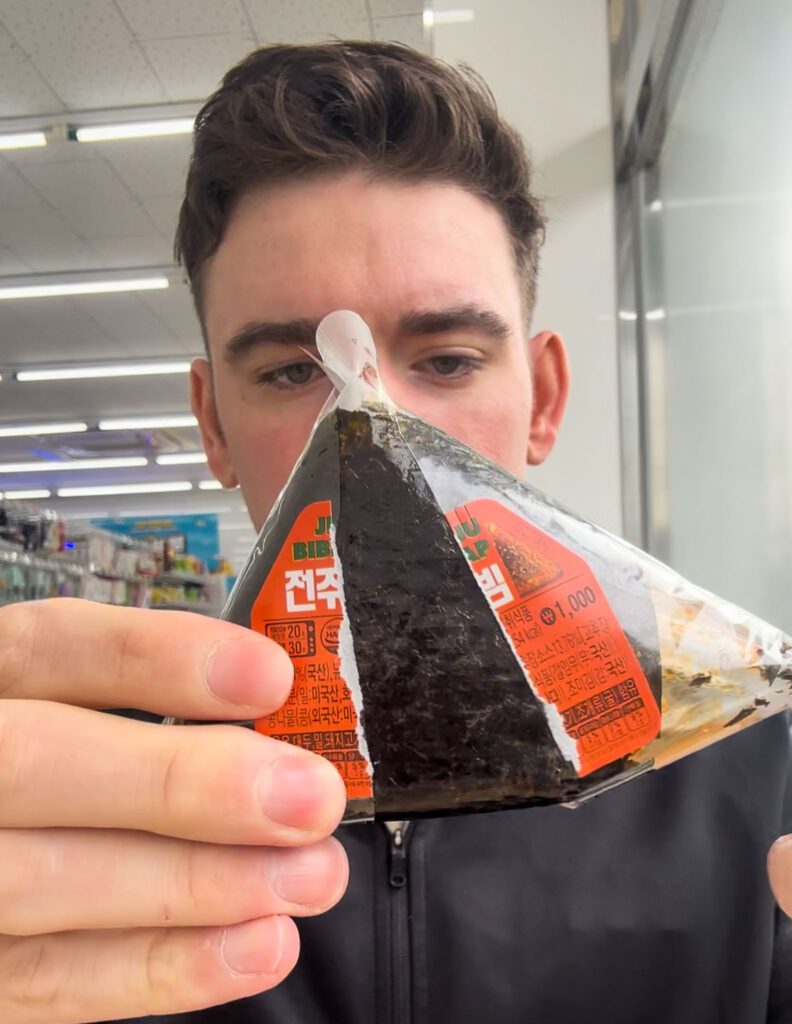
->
(183, 311, 792, 822)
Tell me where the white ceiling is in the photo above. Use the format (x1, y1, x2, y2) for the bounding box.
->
(0, 0, 427, 565)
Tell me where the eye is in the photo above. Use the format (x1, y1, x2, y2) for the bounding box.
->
(416, 354, 483, 380)
(256, 362, 326, 390)
(430, 355, 467, 376)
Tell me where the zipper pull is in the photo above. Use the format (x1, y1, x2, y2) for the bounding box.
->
(389, 827, 408, 888)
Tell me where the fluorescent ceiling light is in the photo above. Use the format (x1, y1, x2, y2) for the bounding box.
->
(57, 481, 194, 498)
(98, 414, 197, 430)
(16, 360, 191, 382)
(0, 421, 88, 438)
(0, 277, 169, 301)
(2, 488, 52, 500)
(155, 452, 207, 465)
(198, 480, 223, 490)
(0, 456, 148, 474)
(618, 310, 638, 322)
(423, 8, 474, 27)
(73, 118, 194, 142)
(645, 308, 667, 321)
(648, 199, 664, 213)
(0, 131, 47, 150)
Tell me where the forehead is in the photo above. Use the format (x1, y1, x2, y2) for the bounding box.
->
(202, 173, 523, 348)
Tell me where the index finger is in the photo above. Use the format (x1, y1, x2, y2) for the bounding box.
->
(0, 598, 293, 720)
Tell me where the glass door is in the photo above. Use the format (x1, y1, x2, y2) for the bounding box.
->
(614, 0, 792, 632)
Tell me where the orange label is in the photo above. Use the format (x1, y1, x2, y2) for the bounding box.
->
(250, 501, 372, 801)
(447, 499, 660, 775)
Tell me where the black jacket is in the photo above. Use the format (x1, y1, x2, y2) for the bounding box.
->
(124, 715, 792, 1024)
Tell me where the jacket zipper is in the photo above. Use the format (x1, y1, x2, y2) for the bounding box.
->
(387, 823, 412, 1024)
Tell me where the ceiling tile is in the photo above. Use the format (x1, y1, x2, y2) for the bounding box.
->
(100, 136, 191, 199)
(0, 245, 32, 274)
(0, 160, 45, 209)
(373, 14, 426, 49)
(0, 205, 97, 270)
(0, 295, 111, 349)
(0, 18, 19, 51)
(69, 291, 177, 345)
(243, 0, 370, 43)
(138, 283, 202, 343)
(21, 158, 132, 209)
(62, 198, 156, 239)
(142, 32, 257, 102)
(141, 195, 182, 243)
(20, 158, 156, 238)
(0, 375, 194, 421)
(369, 0, 423, 15)
(0, 51, 65, 115)
(117, 0, 249, 40)
(0, 303, 52, 352)
(88, 233, 173, 268)
(0, 333, 109, 367)
(0, 0, 166, 108)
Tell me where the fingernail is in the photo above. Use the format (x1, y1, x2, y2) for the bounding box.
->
(205, 636, 293, 709)
(221, 917, 285, 976)
(257, 756, 343, 831)
(270, 840, 344, 907)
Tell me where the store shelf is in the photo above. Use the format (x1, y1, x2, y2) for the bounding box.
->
(151, 601, 219, 615)
(88, 564, 151, 584)
(2, 502, 231, 612)
(154, 572, 207, 587)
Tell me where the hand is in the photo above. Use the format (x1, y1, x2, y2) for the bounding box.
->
(769, 836, 792, 917)
(0, 598, 348, 1023)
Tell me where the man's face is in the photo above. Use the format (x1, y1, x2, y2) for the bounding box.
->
(193, 173, 568, 529)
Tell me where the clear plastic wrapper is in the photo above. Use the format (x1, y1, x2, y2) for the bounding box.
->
(171, 311, 792, 822)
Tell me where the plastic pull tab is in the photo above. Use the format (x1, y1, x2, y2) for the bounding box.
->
(316, 310, 384, 409)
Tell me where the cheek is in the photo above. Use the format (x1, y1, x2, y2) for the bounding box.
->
(220, 393, 325, 528)
(385, 373, 533, 478)
(236, 427, 307, 526)
(438, 399, 530, 475)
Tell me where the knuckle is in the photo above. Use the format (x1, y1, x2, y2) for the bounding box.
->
(173, 843, 218, 921)
(114, 608, 154, 695)
(0, 834, 51, 936)
(0, 600, 45, 699)
(153, 745, 187, 820)
(0, 706, 31, 808)
(142, 928, 184, 1012)
(141, 927, 224, 1015)
(0, 934, 69, 1018)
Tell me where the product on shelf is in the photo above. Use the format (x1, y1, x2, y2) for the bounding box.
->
(0, 501, 64, 552)
(0, 500, 158, 608)
(0, 497, 232, 614)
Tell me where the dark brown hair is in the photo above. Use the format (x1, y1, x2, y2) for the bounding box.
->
(176, 41, 545, 326)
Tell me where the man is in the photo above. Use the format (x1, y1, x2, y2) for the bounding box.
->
(1, 41, 791, 1024)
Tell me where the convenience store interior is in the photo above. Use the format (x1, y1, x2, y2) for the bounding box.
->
(1, 0, 790, 634)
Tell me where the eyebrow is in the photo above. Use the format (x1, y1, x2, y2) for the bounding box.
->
(397, 304, 511, 341)
(224, 318, 320, 362)
(222, 303, 510, 363)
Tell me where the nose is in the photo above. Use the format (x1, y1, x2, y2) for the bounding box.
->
(370, 357, 411, 411)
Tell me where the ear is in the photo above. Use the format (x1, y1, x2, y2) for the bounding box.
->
(189, 358, 239, 488)
(526, 331, 570, 466)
